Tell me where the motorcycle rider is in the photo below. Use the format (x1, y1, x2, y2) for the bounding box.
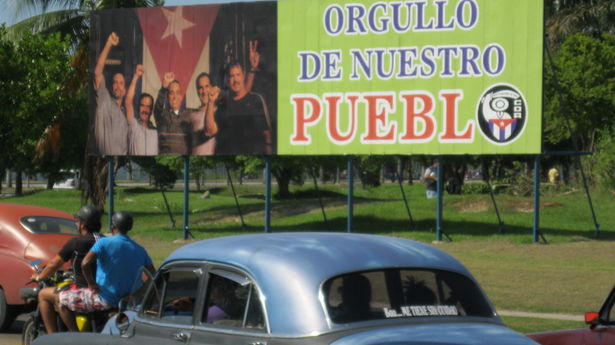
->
(57, 211, 155, 331)
(31, 205, 102, 334)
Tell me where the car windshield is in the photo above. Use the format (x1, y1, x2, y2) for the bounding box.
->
(20, 216, 78, 235)
(324, 268, 494, 324)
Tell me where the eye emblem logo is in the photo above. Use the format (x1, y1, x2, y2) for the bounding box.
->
(477, 84, 527, 144)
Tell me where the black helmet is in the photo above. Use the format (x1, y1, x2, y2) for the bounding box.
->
(112, 211, 133, 233)
(74, 205, 101, 232)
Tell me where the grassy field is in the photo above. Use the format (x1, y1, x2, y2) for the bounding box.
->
(2, 181, 614, 334)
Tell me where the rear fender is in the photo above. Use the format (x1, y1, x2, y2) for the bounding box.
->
(0, 253, 35, 304)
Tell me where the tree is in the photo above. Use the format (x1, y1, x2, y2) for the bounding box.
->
(0, 29, 75, 196)
(10, 0, 164, 207)
(354, 156, 389, 188)
(545, 0, 615, 46)
(544, 33, 615, 155)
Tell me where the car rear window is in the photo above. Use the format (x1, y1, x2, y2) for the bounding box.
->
(324, 268, 494, 324)
(20, 216, 78, 235)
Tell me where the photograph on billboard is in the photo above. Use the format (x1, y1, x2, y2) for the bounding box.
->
(88, 2, 277, 156)
(88, 0, 542, 156)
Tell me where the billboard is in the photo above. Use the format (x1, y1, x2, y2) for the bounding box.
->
(89, 0, 542, 156)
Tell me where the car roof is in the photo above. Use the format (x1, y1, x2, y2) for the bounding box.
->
(0, 203, 74, 220)
(164, 232, 475, 336)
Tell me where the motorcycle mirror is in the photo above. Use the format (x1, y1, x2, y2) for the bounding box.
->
(30, 259, 42, 272)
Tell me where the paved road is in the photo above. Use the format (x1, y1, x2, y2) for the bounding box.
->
(499, 310, 583, 321)
(0, 316, 25, 345)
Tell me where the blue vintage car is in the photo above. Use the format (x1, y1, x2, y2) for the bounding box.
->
(33, 233, 539, 345)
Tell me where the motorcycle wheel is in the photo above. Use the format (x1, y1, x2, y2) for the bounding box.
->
(22, 315, 45, 345)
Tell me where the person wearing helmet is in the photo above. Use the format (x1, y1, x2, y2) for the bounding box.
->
(31, 205, 102, 334)
(57, 210, 155, 331)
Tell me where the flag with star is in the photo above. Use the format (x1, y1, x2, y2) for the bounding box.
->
(136, 5, 220, 110)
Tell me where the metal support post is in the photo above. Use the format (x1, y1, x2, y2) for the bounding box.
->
(107, 156, 114, 233)
(347, 156, 354, 233)
(265, 157, 272, 233)
(310, 166, 330, 230)
(397, 171, 415, 230)
(436, 157, 443, 241)
(226, 164, 247, 230)
(183, 156, 192, 240)
(533, 156, 547, 243)
(485, 178, 505, 233)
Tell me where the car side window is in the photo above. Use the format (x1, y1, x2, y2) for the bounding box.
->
(202, 272, 266, 331)
(20, 216, 78, 235)
(142, 268, 201, 324)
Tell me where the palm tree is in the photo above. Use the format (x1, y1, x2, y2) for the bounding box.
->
(8, 1, 164, 43)
(9, 0, 164, 210)
(546, 0, 615, 46)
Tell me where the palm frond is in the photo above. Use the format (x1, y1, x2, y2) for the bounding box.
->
(547, 0, 615, 46)
(14, 0, 83, 17)
(6, 9, 85, 41)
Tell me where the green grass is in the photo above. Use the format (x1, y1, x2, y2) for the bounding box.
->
(2, 182, 614, 334)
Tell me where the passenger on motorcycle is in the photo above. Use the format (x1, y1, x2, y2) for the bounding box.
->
(58, 211, 155, 332)
(31, 205, 102, 334)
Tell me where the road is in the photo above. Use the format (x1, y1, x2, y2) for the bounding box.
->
(0, 316, 25, 345)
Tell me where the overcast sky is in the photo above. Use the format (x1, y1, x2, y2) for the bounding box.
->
(0, 0, 262, 26)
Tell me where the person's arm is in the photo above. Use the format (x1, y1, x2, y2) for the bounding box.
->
(424, 168, 437, 181)
(81, 251, 99, 292)
(245, 40, 260, 93)
(126, 64, 144, 124)
(204, 86, 220, 137)
(94, 32, 119, 90)
(31, 255, 64, 282)
(154, 72, 174, 124)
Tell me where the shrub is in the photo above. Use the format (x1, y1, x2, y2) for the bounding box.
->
(592, 131, 615, 192)
(461, 182, 491, 194)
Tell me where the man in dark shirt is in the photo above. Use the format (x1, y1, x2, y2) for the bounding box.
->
(31, 205, 102, 334)
(216, 61, 272, 155)
(154, 72, 193, 155)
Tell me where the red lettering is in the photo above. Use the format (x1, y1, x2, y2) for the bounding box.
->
(327, 94, 358, 143)
(400, 92, 435, 142)
(362, 94, 396, 142)
(439, 91, 473, 142)
(291, 95, 322, 144)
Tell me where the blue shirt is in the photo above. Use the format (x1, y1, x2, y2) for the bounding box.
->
(91, 234, 152, 306)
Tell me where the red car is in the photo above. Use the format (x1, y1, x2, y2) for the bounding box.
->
(527, 285, 615, 345)
(0, 203, 77, 330)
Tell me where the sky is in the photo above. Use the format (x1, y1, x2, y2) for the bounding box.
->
(0, 0, 260, 26)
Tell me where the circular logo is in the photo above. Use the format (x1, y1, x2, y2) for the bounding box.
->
(476, 84, 527, 145)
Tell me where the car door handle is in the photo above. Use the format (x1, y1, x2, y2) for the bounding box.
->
(249, 342, 266, 345)
(171, 331, 190, 342)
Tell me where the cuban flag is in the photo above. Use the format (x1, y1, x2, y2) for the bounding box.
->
(489, 118, 517, 142)
(136, 5, 219, 110)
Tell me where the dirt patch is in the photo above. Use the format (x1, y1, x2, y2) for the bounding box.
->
(510, 200, 561, 213)
(455, 200, 491, 213)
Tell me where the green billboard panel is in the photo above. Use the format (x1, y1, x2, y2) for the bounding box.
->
(278, 0, 543, 155)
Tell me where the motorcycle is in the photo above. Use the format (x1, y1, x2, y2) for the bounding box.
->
(19, 260, 112, 345)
